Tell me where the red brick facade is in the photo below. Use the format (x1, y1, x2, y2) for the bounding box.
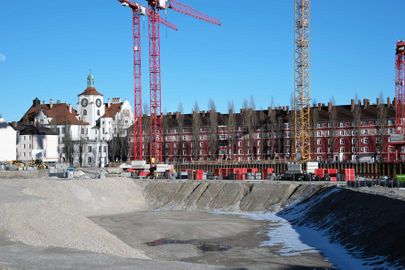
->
(130, 98, 404, 163)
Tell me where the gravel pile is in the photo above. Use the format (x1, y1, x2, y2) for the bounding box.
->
(0, 178, 148, 259)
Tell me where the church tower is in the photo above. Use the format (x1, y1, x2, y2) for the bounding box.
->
(77, 72, 105, 128)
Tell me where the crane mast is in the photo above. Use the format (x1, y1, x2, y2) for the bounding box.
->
(132, 9, 143, 161)
(148, 5, 163, 162)
(396, 41, 405, 134)
(294, 0, 311, 162)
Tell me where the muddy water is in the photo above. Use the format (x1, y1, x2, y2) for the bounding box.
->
(90, 211, 332, 270)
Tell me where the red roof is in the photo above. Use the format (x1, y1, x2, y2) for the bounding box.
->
(20, 103, 89, 126)
(101, 103, 122, 118)
(78, 87, 103, 96)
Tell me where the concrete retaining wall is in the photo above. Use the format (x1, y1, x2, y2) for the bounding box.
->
(144, 181, 330, 212)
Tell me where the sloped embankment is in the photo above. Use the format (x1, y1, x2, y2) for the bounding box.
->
(280, 187, 405, 267)
(144, 181, 329, 211)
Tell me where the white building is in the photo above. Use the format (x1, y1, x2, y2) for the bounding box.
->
(16, 125, 59, 162)
(19, 73, 133, 167)
(0, 117, 17, 162)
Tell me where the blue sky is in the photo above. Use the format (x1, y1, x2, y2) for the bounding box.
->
(0, 0, 404, 121)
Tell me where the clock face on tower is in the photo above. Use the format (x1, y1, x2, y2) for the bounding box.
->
(81, 98, 88, 107)
(96, 98, 102, 108)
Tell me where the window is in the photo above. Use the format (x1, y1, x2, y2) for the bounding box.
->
(62, 127, 65, 134)
(340, 122, 344, 127)
(88, 157, 92, 164)
(99, 146, 102, 152)
(363, 138, 369, 144)
(317, 139, 321, 145)
(340, 147, 344, 153)
(340, 138, 344, 145)
(352, 138, 356, 144)
(88, 146, 92, 153)
(83, 110, 87, 116)
(352, 147, 356, 153)
(340, 130, 344, 136)
(317, 123, 321, 128)
(317, 156, 322, 161)
(200, 142, 204, 147)
(364, 147, 369, 153)
(97, 110, 100, 116)
(317, 131, 322, 137)
(103, 146, 107, 153)
(317, 147, 322, 153)
(238, 141, 242, 147)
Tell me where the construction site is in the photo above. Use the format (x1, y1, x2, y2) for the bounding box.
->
(0, 0, 405, 269)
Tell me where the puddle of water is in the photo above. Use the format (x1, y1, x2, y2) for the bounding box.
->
(146, 238, 232, 252)
(197, 243, 232, 252)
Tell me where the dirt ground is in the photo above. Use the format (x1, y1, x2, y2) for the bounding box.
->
(91, 211, 332, 270)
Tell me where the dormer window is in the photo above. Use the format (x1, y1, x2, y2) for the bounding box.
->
(83, 109, 87, 116)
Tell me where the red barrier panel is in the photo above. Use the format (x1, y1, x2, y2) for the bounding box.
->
(344, 169, 355, 181)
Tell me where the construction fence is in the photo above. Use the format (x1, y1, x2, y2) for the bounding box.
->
(174, 161, 405, 179)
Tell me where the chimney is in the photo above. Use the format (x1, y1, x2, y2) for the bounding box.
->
(387, 97, 391, 105)
(33, 98, 40, 107)
(357, 99, 361, 107)
(351, 99, 355, 111)
(176, 111, 180, 119)
(376, 98, 381, 106)
(50, 99, 54, 109)
(328, 101, 332, 113)
(108, 98, 111, 108)
(363, 99, 369, 109)
(318, 103, 322, 110)
(68, 104, 72, 113)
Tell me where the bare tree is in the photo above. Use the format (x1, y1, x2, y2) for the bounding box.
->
(377, 93, 387, 161)
(269, 107, 277, 160)
(352, 97, 362, 161)
(227, 101, 237, 160)
(192, 102, 201, 160)
(258, 110, 266, 160)
(63, 124, 74, 165)
(328, 98, 337, 161)
(241, 99, 249, 161)
(161, 110, 168, 163)
(311, 105, 319, 160)
(176, 103, 184, 162)
(208, 99, 218, 160)
(143, 102, 150, 161)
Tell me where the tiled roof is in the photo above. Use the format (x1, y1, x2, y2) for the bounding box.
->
(16, 124, 59, 136)
(20, 103, 89, 126)
(101, 103, 122, 118)
(78, 87, 103, 96)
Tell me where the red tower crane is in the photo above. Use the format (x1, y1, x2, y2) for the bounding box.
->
(143, 0, 220, 163)
(395, 41, 405, 133)
(118, 0, 177, 161)
(388, 40, 405, 162)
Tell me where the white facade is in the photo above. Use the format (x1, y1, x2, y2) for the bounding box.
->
(19, 73, 133, 167)
(100, 99, 133, 141)
(0, 117, 16, 162)
(17, 133, 59, 162)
